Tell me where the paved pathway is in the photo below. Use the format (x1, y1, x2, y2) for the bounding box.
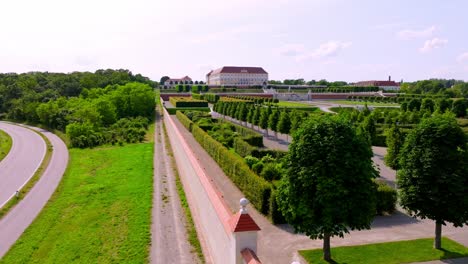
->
(196, 113, 468, 263)
(0, 122, 46, 208)
(150, 108, 199, 264)
(0, 124, 68, 258)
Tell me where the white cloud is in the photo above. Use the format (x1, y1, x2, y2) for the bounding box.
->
(397, 26, 436, 39)
(311, 41, 352, 58)
(457, 52, 468, 62)
(419, 38, 448, 53)
(277, 44, 306, 57)
(276, 41, 351, 61)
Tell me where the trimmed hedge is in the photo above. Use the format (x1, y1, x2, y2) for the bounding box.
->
(375, 180, 397, 215)
(176, 111, 193, 132)
(169, 97, 209, 107)
(166, 107, 210, 115)
(189, 124, 272, 214)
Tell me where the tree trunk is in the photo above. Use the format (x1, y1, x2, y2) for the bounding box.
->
(323, 233, 331, 261)
(434, 221, 442, 249)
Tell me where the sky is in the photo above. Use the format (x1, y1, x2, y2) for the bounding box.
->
(1, 0, 468, 83)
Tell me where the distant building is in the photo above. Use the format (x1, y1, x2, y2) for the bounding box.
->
(206, 66, 268, 86)
(164, 76, 192, 87)
(354, 76, 401, 91)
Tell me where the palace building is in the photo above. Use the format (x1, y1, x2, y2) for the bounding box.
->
(206, 66, 268, 87)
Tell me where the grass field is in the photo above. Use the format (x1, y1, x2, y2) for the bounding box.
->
(0, 129, 12, 162)
(276, 101, 316, 108)
(0, 143, 153, 264)
(329, 100, 400, 107)
(300, 237, 468, 264)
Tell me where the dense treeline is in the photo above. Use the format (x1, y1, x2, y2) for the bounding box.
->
(0, 70, 156, 148)
(0, 69, 156, 118)
(400, 79, 468, 98)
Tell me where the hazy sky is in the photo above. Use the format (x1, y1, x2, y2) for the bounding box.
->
(1, 0, 467, 82)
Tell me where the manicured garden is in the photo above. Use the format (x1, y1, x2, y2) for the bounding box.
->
(330, 100, 399, 106)
(300, 237, 468, 264)
(0, 143, 153, 263)
(0, 129, 12, 162)
(169, 97, 208, 107)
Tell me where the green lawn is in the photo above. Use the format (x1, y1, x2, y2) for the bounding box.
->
(329, 100, 400, 107)
(300, 237, 468, 264)
(1, 143, 154, 264)
(0, 129, 12, 162)
(276, 101, 316, 108)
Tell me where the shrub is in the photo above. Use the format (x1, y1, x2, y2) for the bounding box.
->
(251, 162, 264, 174)
(244, 155, 259, 168)
(260, 163, 282, 181)
(375, 180, 397, 215)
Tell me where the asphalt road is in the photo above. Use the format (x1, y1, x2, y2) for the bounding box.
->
(0, 122, 46, 208)
(0, 124, 69, 258)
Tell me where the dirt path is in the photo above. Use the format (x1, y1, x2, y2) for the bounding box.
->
(150, 108, 199, 264)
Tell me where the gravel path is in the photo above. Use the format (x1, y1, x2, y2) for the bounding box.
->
(150, 108, 199, 264)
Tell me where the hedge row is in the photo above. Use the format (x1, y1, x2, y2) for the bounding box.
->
(169, 97, 209, 107)
(190, 123, 272, 215)
(166, 107, 210, 115)
(176, 111, 193, 131)
(304, 86, 379, 93)
(219, 97, 252, 103)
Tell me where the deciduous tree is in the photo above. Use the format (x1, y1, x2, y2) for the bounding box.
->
(277, 115, 377, 261)
(398, 114, 468, 249)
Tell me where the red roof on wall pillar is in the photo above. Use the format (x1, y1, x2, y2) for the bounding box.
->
(229, 212, 261, 232)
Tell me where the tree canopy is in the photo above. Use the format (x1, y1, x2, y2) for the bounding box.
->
(277, 115, 377, 261)
(398, 114, 468, 248)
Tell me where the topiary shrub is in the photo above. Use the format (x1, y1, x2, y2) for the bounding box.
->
(245, 155, 259, 168)
(252, 162, 264, 174)
(260, 163, 281, 181)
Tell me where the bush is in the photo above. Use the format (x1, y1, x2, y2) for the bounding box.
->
(66, 122, 104, 148)
(260, 163, 282, 181)
(375, 180, 397, 215)
(251, 162, 264, 174)
(244, 155, 259, 168)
